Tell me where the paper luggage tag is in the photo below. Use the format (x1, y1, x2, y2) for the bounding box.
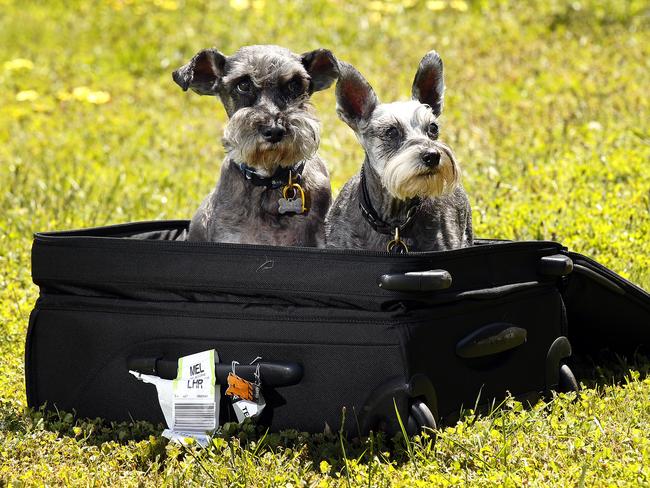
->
(233, 398, 265, 423)
(129, 371, 174, 428)
(226, 372, 257, 402)
(225, 361, 266, 423)
(171, 349, 219, 434)
(129, 348, 220, 446)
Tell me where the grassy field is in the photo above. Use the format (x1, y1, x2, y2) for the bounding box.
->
(1, 0, 649, 485)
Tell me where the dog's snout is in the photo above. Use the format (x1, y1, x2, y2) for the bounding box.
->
(421, 150, 441, 168)
(260, 125, 286, 144)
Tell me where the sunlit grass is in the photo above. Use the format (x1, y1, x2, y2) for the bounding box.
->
(0, 0, 648, 485)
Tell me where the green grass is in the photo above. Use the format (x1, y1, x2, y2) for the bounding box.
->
(0, 0, 649, 485)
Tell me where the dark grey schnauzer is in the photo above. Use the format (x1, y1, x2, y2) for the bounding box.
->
(325, 51, 473, 252)
(173, 45, 338, 246)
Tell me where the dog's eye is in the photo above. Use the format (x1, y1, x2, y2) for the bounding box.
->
(385, 127, 399, 139)
(236, 80, 252, 94)
(287, 78, 303, 95)
(427, 122, 439, 139)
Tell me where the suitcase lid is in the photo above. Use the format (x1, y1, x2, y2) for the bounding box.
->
(32, 220, 567, 309)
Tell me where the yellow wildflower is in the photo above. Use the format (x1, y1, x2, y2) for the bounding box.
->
(86, 90, 111, 104)
(426, 1, 446, 11)
(450, 0, 468, 11)
(15, 90, 39, 102)
(72, 86, 92, 100)
(67, 86, 111, 104)
(4, 58, 34, 71)
(230, 0, 249, 10)
(154, 0, 178, 10)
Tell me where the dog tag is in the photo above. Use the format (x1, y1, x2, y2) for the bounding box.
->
(279, 183, 307, 215)
(387, 227, 409, 253)
(278, 196, 304, 214)
(387, 240, 409, 253)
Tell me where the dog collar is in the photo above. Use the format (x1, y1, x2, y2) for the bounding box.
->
(234, 160, 305, 190)
(358, 166, 421, 237)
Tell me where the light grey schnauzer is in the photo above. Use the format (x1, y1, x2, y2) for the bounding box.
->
(173, 45, 338, 246)
(325, 51, 473, 252)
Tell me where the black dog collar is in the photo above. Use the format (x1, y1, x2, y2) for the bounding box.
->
(234, 160, 306, 190)
(358, 166, 421, 236)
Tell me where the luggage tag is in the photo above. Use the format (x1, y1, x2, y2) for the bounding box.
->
(171, 349, 219, 435)
(226, 372, 257, 401)
(129, 371, 175, 428)
(226, 359, 266, 423)
(129, 349, 220, 447)
(278, 171, 308, 215)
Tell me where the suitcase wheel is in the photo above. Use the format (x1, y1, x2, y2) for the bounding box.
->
(558, 363, 579, 393)
(406, 399, 437, 434)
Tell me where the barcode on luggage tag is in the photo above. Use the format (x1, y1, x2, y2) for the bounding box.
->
(173, 402, 216, 432)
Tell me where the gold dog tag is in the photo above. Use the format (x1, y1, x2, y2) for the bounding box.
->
(279, 171, 308, 214)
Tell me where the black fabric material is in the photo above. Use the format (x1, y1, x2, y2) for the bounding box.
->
(406, 284, 566, 422)
(25, 220, 650, 433)
(31, 221, 567, 310)
(564, 253, 650, 355)
(27, 298, 404, 432)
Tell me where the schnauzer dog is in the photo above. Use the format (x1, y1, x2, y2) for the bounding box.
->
(173, 45, 338, 246)
(325, 51, 473, 252)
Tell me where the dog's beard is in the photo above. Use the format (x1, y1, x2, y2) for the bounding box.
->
(381, 143, 460, 200)
(223, 105, 320, 173)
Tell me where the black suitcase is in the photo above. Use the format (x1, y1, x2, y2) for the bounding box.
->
(25, 220, 650, 435)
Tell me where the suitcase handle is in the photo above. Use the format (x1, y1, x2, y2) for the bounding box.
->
(539, 254, 573, 277)
(378, 269, 452, 292)
(128, 357, 303, 387)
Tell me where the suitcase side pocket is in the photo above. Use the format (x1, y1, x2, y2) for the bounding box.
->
(405, 284, 567, 421)
(27, 300, 408, 434)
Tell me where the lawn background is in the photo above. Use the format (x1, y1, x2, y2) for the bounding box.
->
(0, 0, 649, 485)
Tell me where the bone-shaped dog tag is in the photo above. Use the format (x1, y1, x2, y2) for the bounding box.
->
(278, 197, 304, 214)
(278, 183, 307, 215)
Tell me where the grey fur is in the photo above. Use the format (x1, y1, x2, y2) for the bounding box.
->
(189, 157, 331, 246)
(326, 53, 473, 252)
(173, 45, 338, 246)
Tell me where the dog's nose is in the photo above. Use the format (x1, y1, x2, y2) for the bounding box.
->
(260, 125, 286, 143)
(421, 150, 441, 168)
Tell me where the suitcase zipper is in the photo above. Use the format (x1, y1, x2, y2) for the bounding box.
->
(35, 232, 566, 259)
(34, 220, 565, 258)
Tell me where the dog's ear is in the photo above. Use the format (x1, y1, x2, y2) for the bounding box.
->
(172, 48, 227, 95)
(335, 62, 378, 130)
(412, 50, 445, 116)
(301, 49, 339, 92)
